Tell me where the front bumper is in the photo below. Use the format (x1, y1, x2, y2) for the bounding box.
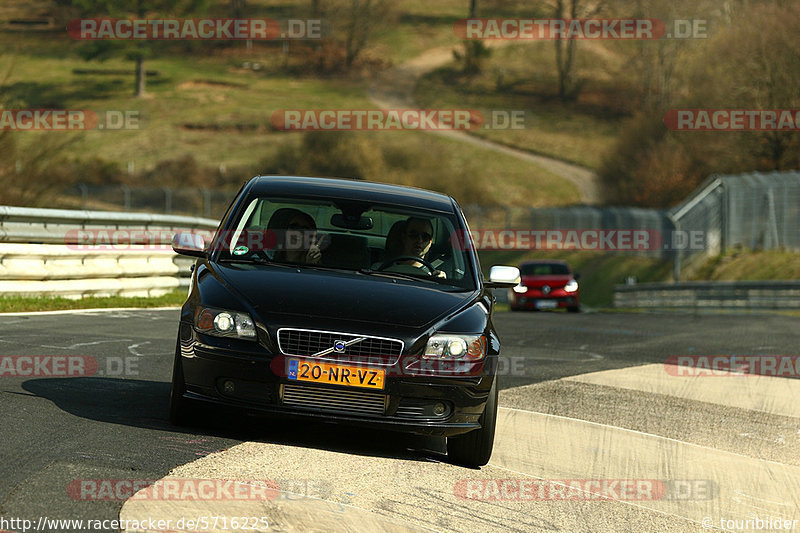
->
(177, 326, 494, 437)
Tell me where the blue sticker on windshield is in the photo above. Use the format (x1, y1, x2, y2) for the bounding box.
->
(233, 245, 249, 256)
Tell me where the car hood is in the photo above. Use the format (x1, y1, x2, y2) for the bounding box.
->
(212, 263, 476, 329)
(521, 274, 573, 287)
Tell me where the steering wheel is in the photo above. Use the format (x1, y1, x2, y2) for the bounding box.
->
(378, 256, 436, 275)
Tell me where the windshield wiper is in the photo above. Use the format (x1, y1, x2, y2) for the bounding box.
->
(217, 255, 272, 265)
(358, 268, 438, 283)
(294, 263, 367, 274)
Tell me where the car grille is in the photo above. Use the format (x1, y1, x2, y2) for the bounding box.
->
(281, 384, 387, 416)
(277, 328, 403, 360)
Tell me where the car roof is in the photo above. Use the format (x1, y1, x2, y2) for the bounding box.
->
(246, 176, 457, 213)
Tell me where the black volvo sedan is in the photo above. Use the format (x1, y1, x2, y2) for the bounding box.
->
(170, 176, 520, 467)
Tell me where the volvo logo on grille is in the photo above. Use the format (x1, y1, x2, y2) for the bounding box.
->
(542, 285, 551, 295)
(333, 340, 347, 353)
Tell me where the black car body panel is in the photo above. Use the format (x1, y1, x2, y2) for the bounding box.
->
(173, 176, 504, 438)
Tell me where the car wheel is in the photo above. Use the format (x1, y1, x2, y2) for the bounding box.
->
(567, 305, 580, 313)
(510, 305, 521, 312)
(447, 376, 498, 468)
(169, 341, 197, 426)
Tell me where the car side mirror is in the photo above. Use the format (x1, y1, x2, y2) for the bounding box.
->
(485, 265, 521, 288)
(172, 232, 207, 258)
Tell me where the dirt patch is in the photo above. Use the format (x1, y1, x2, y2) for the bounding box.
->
(182, 122, 262, 132)
(178, 79, 245, 90)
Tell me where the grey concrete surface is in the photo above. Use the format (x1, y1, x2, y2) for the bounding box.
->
(1, 309, 798, 532)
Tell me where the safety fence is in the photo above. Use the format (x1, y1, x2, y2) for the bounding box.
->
(668, 171, 800, 279)
(0, 206, 218, 298)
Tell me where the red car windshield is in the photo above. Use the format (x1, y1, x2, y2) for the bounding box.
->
(520, 263, 571, 276)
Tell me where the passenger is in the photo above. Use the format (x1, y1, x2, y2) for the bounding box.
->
(269, 208, 322, 264)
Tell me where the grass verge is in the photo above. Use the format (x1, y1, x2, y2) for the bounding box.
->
(0, 290, 186, 313)
(689, 250, 800, 281)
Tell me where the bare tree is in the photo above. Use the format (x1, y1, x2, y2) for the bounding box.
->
(692, 1, 800, 169)
(461, 0, 489, 74)
(230, 0, 246, 18)
(71, 0, 207, 97)
(553, 0, 602, 101)
(340, 0, 393, 68)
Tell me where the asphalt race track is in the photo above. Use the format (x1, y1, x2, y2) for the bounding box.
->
(1, 309, 798, 532)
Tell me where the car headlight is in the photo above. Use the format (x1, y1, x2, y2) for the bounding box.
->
(564, 280, 579, 292)
(512, 284, 528, 294)
(195, 306, 256, 340)
(424, 334, 486, 360)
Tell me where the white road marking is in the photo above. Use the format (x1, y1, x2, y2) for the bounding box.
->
(127, 341, 151, 356)
(39, 339, 133, 350)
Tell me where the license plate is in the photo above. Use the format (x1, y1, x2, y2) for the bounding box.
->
(287, 359, 385, 390)
(536, 300, 558, 309)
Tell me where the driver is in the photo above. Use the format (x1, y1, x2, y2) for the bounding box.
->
(384, 217, 446, 278)
(402, 217, 434, 267)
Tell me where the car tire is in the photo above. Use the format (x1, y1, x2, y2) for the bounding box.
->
(567, 305, 580, 313)
(169, 341, 197, 426)
(447, 376, 498, 468)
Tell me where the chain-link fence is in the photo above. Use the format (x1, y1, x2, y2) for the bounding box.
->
(60, 184, 239, 219)
(670, 171, 800, 279)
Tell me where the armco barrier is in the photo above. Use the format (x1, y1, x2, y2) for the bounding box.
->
(0, 206, 218, 298)
(0, 205, 218, 244)
(614, 281, 800, 310)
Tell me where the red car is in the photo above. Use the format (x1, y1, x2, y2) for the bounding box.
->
(508, 260, 580, 312)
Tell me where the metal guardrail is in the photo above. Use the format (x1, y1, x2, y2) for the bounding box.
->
(0, 206, 219, 298)
(614, 281, 800, 310)
(0, 205, 219, 244)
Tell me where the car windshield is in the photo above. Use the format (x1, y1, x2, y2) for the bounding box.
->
(213, 195, 476, 289)
(520, 263, 571, 276)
